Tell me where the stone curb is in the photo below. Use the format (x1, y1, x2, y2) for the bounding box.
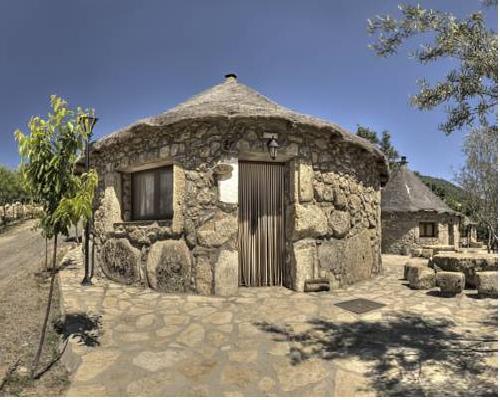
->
(57, 250, 91, 378)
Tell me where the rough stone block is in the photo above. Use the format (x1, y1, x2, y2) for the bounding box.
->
(317, 229, 374, 287)
(292, 240, 316, 292)
(146, 240, 192, 292)
(421, 248, 434, 259)
(475, 272, 498, 298)
(327, 209, 350, 238)
(293, 204, 328, 240)
(432, 253, 498, 287)
(197, 212, 237, 247)
(333, 190, 348, 210)
(410, 248, 423, 257)
(195, 255, 213, 295)
(436, 272, 465, 297)
(298, 162, 314, 202)
(406, 265, 435, 290)
(94, 186, 123, 236)
(404, 259, 429, 280)
(214, 250, 238, 296)
(100, 238, 140, 285)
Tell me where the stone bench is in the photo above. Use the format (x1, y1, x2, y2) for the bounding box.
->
(475, 272, 498, 298)
(436, 271, 465, 297)
(432, 253, 498, 287)
(405, 262, 436, 290)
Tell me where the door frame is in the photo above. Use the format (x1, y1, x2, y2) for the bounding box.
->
(237, 160, 288, 287)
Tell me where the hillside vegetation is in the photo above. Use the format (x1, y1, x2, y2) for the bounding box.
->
(414, 172, 466, 214)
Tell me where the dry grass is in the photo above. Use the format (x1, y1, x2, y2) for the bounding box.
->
(0, 242, 73, 396)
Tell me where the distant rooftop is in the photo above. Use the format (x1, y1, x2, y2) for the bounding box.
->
(381, 158, 459, 215)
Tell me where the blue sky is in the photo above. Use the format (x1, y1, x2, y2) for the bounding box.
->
(0, 0, 496, 180)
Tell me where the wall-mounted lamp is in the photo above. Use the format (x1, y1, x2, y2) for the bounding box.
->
(267, 137, 279, 160)
(263, 132, 279, 160)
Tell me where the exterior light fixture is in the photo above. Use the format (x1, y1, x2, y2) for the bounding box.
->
(78, 113, 98, 286)
(267, 137, 279, 160)
(78, 114, 98, 137)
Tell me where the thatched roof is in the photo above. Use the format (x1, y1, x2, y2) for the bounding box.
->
(93, 75, 388, 179)
(381, 162, 459, 215)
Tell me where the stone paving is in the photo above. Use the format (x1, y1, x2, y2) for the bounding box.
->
(59, 249, 498, 396)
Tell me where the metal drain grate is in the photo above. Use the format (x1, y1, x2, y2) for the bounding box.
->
(334, 298, 386, 314)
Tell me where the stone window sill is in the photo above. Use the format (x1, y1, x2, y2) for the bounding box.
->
(114, 220, 172, 227)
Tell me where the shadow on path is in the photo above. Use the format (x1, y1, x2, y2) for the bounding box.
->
(54, 313, 102, 347)
(255, 311, 498, 396)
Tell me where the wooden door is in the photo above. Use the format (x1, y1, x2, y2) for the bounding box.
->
(238, 162, 286, 286)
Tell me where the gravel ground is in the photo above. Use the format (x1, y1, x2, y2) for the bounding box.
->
(0, 220, 73, 396)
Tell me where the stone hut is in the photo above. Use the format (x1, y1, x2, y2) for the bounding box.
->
(90, 74, 389, 295)
(381, 157, 461, 255)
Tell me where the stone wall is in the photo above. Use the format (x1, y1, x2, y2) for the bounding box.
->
(381, 211, 460, 255)
(90, 117, 384, 294)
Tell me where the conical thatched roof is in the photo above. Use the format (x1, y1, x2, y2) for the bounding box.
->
(381, 162, 458, 214)
(94, 75, 388, 178)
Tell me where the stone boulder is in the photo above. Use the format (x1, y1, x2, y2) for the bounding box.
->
(475, 271, 498, 298)
(406, 265, 435, 290)
(436, 271, 465, 297)
(293, 204, 328, 240)
(197, 212, 238, 248)
(214, 250, 238, 296)
(100, 238, 140, 284)
(327, 209, 350, 238)
(146, 240, 192, 292)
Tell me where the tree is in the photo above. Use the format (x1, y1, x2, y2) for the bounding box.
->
(15, 95, 98, 378)
(356, 125, 400, 168)
(379, 131, 400, 167)
(368, 2, 497, 134)
(456, 126, 497, 251)
(355, 125, 379, 145)
(0, 165, 28, 217)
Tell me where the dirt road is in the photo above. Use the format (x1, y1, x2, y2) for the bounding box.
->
(0, 220, 49, 284)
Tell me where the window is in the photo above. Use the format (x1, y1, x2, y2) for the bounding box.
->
(419, 222, 437, 238)
(132, 166, 173, 220)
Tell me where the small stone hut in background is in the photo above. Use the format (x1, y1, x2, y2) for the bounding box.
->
(90, 74, 389, 295)
(381, 157, 461, 255)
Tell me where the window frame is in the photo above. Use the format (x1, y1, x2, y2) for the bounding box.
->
(419, 222, 437, 238)
(131, 165, 173, 221)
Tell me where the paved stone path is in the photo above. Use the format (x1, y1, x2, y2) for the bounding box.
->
(59, 249, 497, 396)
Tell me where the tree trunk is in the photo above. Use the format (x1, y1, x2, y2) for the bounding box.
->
(45, 237, 48, 271)
(75, 224, 79, 244)
(31, 234, 58, 378)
